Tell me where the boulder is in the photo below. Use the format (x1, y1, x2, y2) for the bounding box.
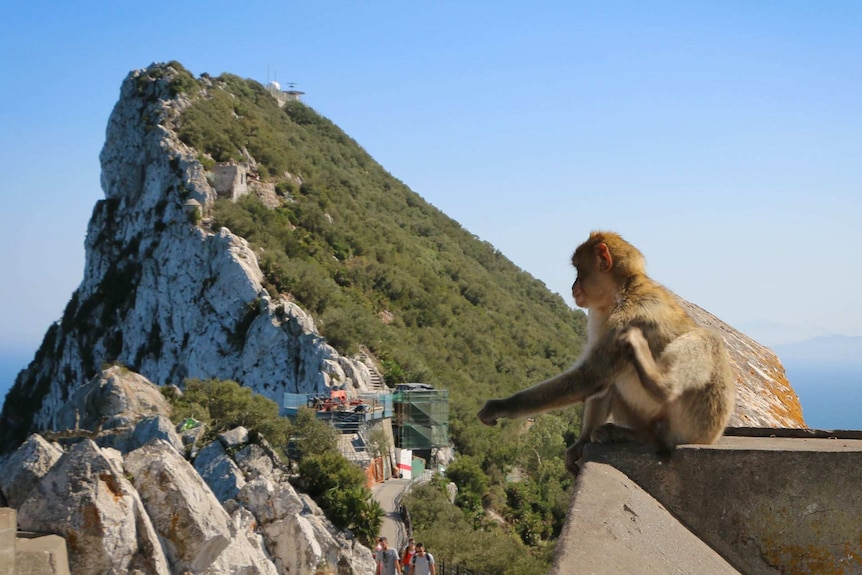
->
(234, 443, 276, 481)
(194, 439, 247, 502)
(132, 414, 183, 453)
(94, 413, 184, 455)
(0, 435, 63, 508)
(125, 440, 234, 573)
(205, 506, 278, 575)
(239, 477, 376, 575)
(219, 426, 249, 449)
(16, 440, 169, 575)
(54, 366, 171, 432)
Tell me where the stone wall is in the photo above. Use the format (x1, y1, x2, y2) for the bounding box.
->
(213, 163, 248, 201)
(554, 430, 862, 574)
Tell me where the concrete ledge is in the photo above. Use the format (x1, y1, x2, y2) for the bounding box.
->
(554, 434, 862, 574)
(551, 462, 739, 575)
(0, 508, 16, 575)
(0, 508, 71, 575)
(15, 534, 70, 575)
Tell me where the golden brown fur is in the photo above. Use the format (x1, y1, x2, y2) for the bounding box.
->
(477, 231, 736, 472)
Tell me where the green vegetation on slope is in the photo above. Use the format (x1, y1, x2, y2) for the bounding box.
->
(0, 61, 588, 572)
(175, 63, 589, 570)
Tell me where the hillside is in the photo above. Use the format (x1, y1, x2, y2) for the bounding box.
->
(0, 61, 588, 452)
(0, 62, 810, 573)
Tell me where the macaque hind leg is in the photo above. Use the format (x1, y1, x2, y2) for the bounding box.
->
(590, 422, 644, 445)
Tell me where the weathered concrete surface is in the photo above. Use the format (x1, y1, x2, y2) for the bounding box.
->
(0, 508, 15, 575)
(555, 432, 862, 575)
(0, 508, 72, 575)
(551, 462, 739, 575)
(15, 533, 70, 575)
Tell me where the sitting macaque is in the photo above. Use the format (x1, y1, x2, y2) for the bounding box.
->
(478, 231, 736, 472)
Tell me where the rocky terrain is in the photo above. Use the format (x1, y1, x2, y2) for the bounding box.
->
(0, 366, 374, 574)
(0, 65, 377, 451)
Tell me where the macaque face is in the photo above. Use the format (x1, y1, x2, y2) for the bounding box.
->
(571, 251, 616, 311)
(571, 261, 601, 309)
(572, 268, 588, 308)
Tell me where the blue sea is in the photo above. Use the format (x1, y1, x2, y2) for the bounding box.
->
(0, 349, 32, 406)
(783, 362, 862, 431)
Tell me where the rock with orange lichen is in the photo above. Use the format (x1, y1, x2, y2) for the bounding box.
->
(15, 439, 169, 574)
(678, 297, 806, 428)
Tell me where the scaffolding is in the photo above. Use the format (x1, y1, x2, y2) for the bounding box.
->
(282, 389, 449, 450)
(392, 389, 450, 449)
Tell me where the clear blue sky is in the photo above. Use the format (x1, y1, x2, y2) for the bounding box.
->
(2, 1, 861, 365)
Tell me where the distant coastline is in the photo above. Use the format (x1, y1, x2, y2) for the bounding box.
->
(783, 361, 862, 430)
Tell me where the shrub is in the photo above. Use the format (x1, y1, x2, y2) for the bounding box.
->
(165, 378, 291, 450)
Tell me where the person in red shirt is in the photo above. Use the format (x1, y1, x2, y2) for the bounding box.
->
(401, 537, 416, 575)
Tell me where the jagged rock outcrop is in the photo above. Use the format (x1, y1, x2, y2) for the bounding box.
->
(0, 368, 375, 575)
(679, 299, 804, 427)
(0, 63, 373, 448)
(16, 440, 170, 574)
(125, 440, 261, 574)
(0, 435, 63, 508)
(0, 60, 807, 451)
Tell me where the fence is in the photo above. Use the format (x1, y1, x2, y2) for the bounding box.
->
(436, 561, 491, 575)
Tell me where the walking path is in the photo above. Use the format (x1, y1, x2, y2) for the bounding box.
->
(371, 477, 411, 550)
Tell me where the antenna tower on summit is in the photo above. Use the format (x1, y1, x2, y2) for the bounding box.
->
(266, 77, 305, 107)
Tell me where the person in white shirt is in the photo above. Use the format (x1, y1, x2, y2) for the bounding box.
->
(409, 542, 436, 575)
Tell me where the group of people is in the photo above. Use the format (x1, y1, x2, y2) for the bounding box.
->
(375, 536, 436, 575)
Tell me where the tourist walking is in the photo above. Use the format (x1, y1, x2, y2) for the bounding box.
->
(408, 542, 436, 575)
(401, 537, 416, 575)
(376, 536, 402, 575)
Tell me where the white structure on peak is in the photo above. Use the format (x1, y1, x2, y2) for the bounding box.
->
(266, 81, 305, 107)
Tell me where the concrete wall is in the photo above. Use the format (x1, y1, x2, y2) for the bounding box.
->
(553, 431, 862, 574)
(0, 508, 14, 575)
(0, 509, 70, 575)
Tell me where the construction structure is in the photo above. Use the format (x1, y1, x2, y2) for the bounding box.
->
(553, 428, 862, 574)
(282, 385, 449, 482)
(391, 387, 449, 450)
(212, 162, 248, 201)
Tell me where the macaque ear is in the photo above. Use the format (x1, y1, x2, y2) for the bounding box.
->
(596, 242, 613, 271)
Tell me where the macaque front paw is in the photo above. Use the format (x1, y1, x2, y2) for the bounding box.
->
(477, 399, 502, 426)
(618, 326, 643, 350)
(565, 439, 589, 474)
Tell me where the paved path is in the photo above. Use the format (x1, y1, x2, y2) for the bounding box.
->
(371, 477, 411, 550)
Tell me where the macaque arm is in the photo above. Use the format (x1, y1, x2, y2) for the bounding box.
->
(478, 336, 621, 425)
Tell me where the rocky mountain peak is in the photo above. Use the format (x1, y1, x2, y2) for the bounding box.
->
(0, 63, 372, 449)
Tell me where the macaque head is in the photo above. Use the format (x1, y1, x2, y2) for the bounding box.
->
(571, 231, 645, 310)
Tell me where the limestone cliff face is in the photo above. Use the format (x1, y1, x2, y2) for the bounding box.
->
(1, 64, 371, 446)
